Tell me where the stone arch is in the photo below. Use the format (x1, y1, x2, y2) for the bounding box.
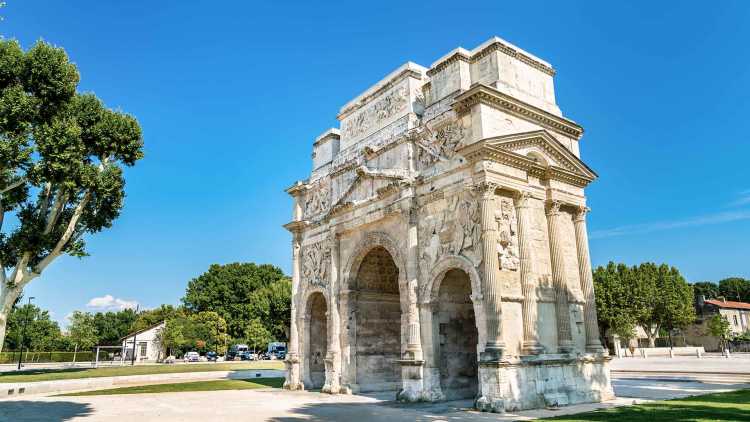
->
(343, 231, 408, 393)
(301, 290, 329, 389)
(421, 255, 486, 400)
(344, 231, 408, 292)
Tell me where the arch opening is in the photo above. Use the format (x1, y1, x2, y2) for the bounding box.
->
(306, 292, 328, 389)
(436, 268, 479, 400)
(353, 246, 402, 392)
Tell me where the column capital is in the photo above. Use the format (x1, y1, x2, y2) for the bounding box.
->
(514, 191, 534, 209)
(573, 205, 591, 222)
(545, 200, 564, 216)
(473, 181, 499, 198)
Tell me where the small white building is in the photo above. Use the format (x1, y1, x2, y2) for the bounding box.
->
(121, 321, 166, 362)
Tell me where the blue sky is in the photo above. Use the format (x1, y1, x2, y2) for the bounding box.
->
(3, 1, 749, 325)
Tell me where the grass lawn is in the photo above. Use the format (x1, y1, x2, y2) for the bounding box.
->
(0, 361, 284, 383)
(544, 389, 750, 421)
(58, 377, 284, 396)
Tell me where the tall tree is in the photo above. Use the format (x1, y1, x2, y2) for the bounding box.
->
(132, 304, 184, 332)
(718, 277, 750, 302)
(182, 263, 288, 338)
(3, 302, 63, 351)
(67, 311, 98, 350)
(0, 40, 144, 351)
(92, 308, 138, 345)
(244, 318, 272, 353)
(692, 281, 720, 301)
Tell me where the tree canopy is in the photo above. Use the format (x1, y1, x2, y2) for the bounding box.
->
(0, 39, 143, 351)
(691, 278, 750, 303)
(594, 262, 696, 347)
(3, 302, 64, 351)
(182, 263, 290, 339)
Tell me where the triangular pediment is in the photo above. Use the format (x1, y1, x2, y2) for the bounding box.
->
(459, 130, 597, 184)
(328, 165, 414, 215)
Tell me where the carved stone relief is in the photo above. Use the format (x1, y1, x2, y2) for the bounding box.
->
(496, 197, 519, 271)
(341, 85, 409, 141)
(302, 240, 330, 289)
(418, 190, 482, 273)
(414, 121, 464, 169)
(304, 179, 330, 219)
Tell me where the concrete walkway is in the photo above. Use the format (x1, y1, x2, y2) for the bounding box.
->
(2, 377, 748, 422)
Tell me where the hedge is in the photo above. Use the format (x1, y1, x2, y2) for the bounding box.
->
(0, 351, 96, 364)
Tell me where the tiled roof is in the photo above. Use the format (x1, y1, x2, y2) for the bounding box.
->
(705, 299, 750, 310)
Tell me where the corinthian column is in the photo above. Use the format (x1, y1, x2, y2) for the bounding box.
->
(516, 192, 543, 355)
(323, 233, 342, 393)
(546, 201, 574, 353)
(478, 183, 505, 360)
(404, 206, 423, 361)
(573, 207, 605, 353)
(284, 231, 304, 390)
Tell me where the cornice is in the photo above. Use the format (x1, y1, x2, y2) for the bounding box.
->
(472, 40, 555, 76)
(426, 51, 471, 77)
(283, 220, 309, 233)
(285, 181, 307, 197)
(452, 84, 584, 139)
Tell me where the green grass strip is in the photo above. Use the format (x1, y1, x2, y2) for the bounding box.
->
(58, 377, 284, 396)
(544, 389, 750, 421)
(0, 361, 284, 383)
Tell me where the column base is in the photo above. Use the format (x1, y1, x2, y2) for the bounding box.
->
(283, 354, 304, 391)
(396, 359, 431, 402)
(558, 341, 575, 354)
(322, 352, 342, 394)
(585, 342, 605, 354)
(522, 340, 545, 355)
(476, 362, 505, 413)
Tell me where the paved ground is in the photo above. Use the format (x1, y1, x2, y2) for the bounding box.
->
(2, 376, 749, 422)
(3, 357, 750, 421)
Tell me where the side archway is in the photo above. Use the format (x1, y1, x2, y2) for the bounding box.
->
(299, 287, 329, 389)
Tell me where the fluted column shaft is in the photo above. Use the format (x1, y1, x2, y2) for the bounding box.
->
(324, 234, 342, 393)
(574, 207, 605, 353)
(284, 232, 303, 390)
(404, 207, 423, 360)
(479, 184, 505, 360)
(517, 193, 543, 355)
(546, 201, 574, 353)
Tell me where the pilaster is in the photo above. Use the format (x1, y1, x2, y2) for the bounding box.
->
(284, 230, 304, 390)
(516, 192, 544, 355)
(323, 232, 343, 393)
(477, 182, 505, 361)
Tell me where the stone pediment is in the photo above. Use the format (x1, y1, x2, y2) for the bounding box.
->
(329, 165, 414, 215)
(458, 130, 597, 186)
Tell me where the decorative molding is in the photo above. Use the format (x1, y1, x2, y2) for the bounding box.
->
(471, 40, 555, 76)
(453, 84, 583, 139)
(340, 84, 409, 140)
(302, 239, 331, 289)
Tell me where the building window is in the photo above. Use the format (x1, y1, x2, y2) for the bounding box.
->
(139, 342, 147, 358)
(733, 315, 739, 326)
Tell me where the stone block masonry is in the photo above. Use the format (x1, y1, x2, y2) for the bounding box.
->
(282, 36, 613, 412)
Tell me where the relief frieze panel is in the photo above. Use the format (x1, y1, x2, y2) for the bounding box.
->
(304, 178, 331, 220)
(302, 239, 330, 289)
(341, 84, 409, 142)
(413, 120, 464, 170)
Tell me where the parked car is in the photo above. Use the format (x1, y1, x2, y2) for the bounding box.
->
(239, 351, 256, 361)
(206, 351, 219, 362)
(227, 344, 249, 361)
(184, 351, 200, 362)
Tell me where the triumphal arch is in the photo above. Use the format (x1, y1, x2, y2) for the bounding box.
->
(283, 37, 613, 412)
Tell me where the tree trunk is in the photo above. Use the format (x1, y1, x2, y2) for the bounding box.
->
(648, 335, 655, 348)
(0, 284, 23, 353)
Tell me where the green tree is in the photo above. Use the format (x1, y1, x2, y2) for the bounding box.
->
(156, 317, 187, 357)
(182, 263, 288, 338)
(92, 308, 137, 346)
(67, 311, 98, 350)
(132, 305, 184, 332)
(0, 40, 144, 351)
(692, 281, 720, 301)
(188, 311, 230, 354)
(707, 314, 731, 351)
(718, 277, 750, 303)
(593, 262, 644, 345)
(3, 302, 63, 351)
(243, 318, 272, 352)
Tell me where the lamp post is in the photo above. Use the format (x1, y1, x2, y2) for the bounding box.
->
(17, 296, 35, 371)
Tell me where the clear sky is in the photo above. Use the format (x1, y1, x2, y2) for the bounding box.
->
(3, 1, 749, 325)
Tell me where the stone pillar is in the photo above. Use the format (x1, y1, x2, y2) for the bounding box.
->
(323, 234, 342, 393)
(573, 207, 605, 353)
(284, 231, 304, 390)
(397, 206, 426, 402)
(478, 183, 505, 361)
(338, 289, 356, 393)
(546, 201, 574, 353)
(516, 192, 543, 355)
(404, 206, 423, 360)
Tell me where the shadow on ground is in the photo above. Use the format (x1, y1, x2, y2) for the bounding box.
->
(0, 400, 94, 421)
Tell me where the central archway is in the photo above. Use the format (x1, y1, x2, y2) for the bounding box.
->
(353, 245, 402, 392)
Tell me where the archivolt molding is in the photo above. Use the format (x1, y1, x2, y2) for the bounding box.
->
(422, 255, 483, 304)
(299, 285, 330, 316)
(343, 231, 408, 291)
